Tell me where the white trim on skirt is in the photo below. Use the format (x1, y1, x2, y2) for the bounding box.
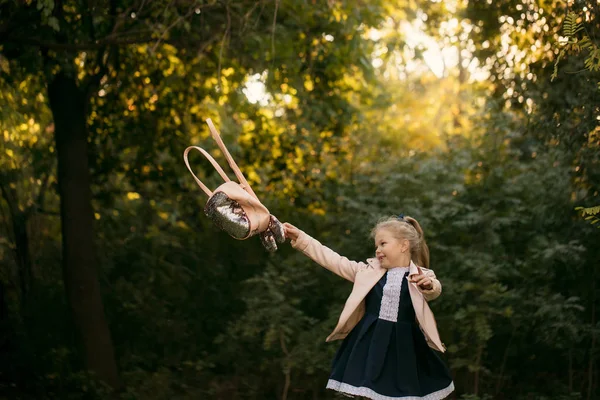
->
(326, 379, 455, 400)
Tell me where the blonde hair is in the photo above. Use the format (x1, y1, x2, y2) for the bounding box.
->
(370, 215, 430, 268)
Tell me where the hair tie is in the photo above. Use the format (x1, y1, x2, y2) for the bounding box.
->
(396, 213, 405, 220)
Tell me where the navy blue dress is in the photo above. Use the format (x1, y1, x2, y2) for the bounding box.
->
(326, 267, 454, 399)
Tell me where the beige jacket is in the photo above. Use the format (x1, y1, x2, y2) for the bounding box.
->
(291, 230, 446, 352)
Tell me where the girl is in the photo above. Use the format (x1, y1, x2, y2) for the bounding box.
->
(283, 215, 454, 400)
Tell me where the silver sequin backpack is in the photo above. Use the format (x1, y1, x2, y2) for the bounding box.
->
(183, 119, 285, 252)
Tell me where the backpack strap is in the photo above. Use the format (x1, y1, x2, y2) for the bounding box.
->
(183, 146, 231, 197)
(205, 118, 259, 201)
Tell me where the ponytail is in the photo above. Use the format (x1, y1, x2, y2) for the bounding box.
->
(404, 217, 430, 269)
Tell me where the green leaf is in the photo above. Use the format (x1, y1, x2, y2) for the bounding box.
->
(47, 16, 60, 32)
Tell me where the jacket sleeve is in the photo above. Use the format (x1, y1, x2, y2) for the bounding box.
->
(290, 230, 366, 282)
(418, 268, 442, 301)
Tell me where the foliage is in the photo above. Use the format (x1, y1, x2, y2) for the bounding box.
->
(551, 8, 600, 228)
(553, 11, 600, 81)
(576, 206, 600, 228)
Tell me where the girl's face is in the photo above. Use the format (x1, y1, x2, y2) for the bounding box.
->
(374, 228, 410, 268)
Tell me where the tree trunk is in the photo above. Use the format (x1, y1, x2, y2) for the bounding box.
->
(495, 326, 516, 395)
(47, 71, 120, 389)
(587, 278, 596, 400)
(474, 344, 483, 395)
(569, 348, 573, 393)
(13, 211, 32, 299)
(280, 330, 291, 400)
(0, 182, 33, 300)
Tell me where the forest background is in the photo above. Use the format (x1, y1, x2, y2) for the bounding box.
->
(1, 0, 599, 399)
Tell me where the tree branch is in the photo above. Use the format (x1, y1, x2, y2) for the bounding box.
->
(0, 183, 16, 246)
(217, 4, 232, 91)
(271, 0, 279, 66)
(83, 0, 96, 42)
(34, 208, 61, 217)
(25, 173, 52, 219)
(5, 35, 158, 51)
(150, 3, 200, 53)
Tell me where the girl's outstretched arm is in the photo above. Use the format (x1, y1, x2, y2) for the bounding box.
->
(283, 222, 365, 282)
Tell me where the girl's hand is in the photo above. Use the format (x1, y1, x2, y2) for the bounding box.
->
(410, 274, 433, 290)
(282, 222, 300, 241)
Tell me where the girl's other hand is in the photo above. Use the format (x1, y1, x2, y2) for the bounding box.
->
(410, 274, 433, 290)
(282, 222, 300, 241)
